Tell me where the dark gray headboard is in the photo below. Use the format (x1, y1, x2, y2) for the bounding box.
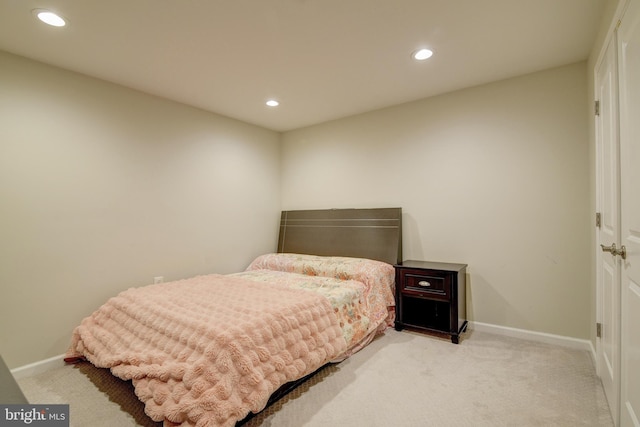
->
(277, 208, 402, 265)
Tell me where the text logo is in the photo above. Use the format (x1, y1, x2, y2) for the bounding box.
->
(0, 405, 69, 426)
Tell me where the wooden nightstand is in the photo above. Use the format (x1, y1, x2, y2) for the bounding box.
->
(394, 260, 468, 344)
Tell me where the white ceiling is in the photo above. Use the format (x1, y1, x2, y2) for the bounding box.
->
(0, 0, 606, 132)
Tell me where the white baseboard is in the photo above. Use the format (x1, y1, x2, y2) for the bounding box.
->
(10, 354, 65, 380)
(470, 321, 594, 353)
(588, 340, 597, 366)
(8, 324, 600, 380)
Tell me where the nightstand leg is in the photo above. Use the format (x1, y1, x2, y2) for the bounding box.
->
(451, 321, 469, 344)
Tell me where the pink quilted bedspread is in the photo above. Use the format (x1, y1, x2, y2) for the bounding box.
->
(65, 274, 347, 427)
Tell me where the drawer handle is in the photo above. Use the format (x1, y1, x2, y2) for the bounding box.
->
(418, 280, 431, 287)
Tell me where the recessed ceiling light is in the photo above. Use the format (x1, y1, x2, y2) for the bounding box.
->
(33, 9, 67, 27)
(266, 100, 279, 107)
(412, 48, 433, 61)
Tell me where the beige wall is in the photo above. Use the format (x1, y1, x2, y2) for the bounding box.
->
(0, 51, 281, 369)
(281, 62, 591, 339)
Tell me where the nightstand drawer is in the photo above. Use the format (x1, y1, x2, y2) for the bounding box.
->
(400, 270, 451, 299)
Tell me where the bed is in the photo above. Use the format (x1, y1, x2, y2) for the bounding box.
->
(64, 207, 402, 427)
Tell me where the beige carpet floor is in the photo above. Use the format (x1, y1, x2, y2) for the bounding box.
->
(16, 329, 613, 426)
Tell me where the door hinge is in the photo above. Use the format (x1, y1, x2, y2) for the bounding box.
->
(595, 100, 600, 116)
(596, 212, 601, 228)
(597, 322, 602, 338)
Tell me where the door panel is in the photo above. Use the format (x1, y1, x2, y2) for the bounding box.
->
(618, 0, 640, 424)
(596, 35, 620, 425)
(603, 261, 616, 379)
(622, 283, 640, 426)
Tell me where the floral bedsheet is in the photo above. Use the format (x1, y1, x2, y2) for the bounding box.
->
(232, 253, 396, 354)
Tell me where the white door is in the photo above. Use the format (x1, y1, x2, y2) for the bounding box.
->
(618, 0, 640, 425)
(596, 34, 621, 425)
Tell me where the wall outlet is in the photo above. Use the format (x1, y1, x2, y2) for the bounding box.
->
(153, 276, 164, 284)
